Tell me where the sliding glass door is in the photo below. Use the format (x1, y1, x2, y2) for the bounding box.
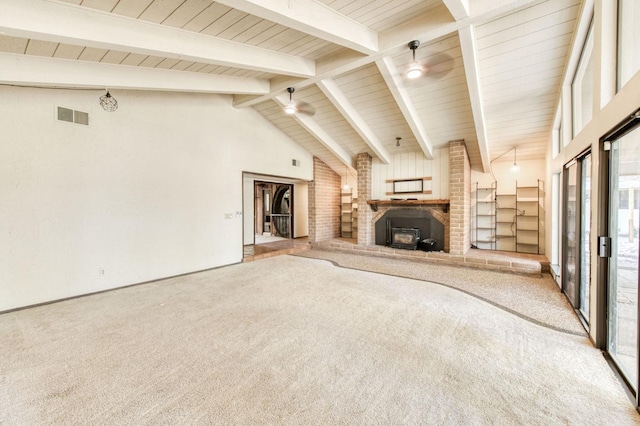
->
(563, 152, 591, 325)
(563, 161, 579, 308)
(607, 126, 640, 391)
(580, 154, 591, 322)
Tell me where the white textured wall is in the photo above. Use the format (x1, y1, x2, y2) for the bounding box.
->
(371, 148, 450, 200)
(0, 87, 312, 311)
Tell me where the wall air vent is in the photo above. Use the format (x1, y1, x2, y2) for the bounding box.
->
(57, 106, 89, 126)
(57, 106, 73, 123)
(74, 110, 89, 125)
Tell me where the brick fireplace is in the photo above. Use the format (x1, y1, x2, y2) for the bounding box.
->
(370, 203, 450, 252)
(309, 141, 471, 256)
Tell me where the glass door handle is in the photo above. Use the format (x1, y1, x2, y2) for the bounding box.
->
(598, 236, 611, 258)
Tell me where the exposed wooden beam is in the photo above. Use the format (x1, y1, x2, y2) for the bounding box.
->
(235, 0, 542, 108)
(215, 0, 378, 55)
(316, 79, 391, 165)
(0, 52, 269, 94)
(442, 0, 470, 20)
(273, 95, 355, 169)
(459, 26, 490, 173)
(0, 0, 315, 78)
(234, 5, 456, 108)
(375, 57, 433, 160)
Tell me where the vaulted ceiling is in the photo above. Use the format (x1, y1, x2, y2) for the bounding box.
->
(0, 0, 583, 176)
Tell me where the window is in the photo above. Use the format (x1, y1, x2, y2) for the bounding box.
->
(572, 22, 594, 136)
(553, 103, 562, 157)
(619, 188, 640, 209)
(618, 0, 640, 90)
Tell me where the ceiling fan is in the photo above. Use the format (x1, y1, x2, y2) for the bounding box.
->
(283, 87, 316, 116)
(404, 40, 455, 85)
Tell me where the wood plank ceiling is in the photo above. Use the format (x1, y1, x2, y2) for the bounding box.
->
(0, 0, 584, 175)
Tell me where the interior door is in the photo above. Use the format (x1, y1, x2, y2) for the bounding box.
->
(606, 125, 640, 392)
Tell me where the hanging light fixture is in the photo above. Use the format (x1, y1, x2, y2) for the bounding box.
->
(343, 165, 350, 191)
(396, 136, 402, 147)
(284, 87, 297, 114)
(511, 146, 520, 173)
(406, 40, 424, 79)
(99, 89, 118, 112)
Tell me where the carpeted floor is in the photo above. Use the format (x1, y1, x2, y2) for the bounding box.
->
(0, 255, 637, 424)
(296, 249, 585, 335)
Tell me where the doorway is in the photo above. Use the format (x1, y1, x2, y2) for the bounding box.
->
(562, 150, 591, 327)
(254, 182, 293, 242)
(604, 123, 640, 395)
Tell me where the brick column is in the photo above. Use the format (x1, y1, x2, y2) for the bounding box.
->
(308, 157, 341, 243)
(449, 140, 471, 255)
(356, 152, 373, 246)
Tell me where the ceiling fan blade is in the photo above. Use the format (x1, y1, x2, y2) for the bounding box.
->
(296, 101, 316, 117)
(424, 52, 455, 80)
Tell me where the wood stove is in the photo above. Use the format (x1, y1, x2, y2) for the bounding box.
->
(387, 220, 421, 250)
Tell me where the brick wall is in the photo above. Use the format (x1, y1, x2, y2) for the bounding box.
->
(449, 140, 471, 255)
(356, 153, 373, 245)
(308, 157, 341, 242)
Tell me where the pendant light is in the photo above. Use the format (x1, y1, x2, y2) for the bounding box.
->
(343, 165, 350, 191)
(99, 89, 118, 112)
(511, 146, 520, 173)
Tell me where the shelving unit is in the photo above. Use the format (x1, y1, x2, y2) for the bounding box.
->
(516, 180, 544, 254)
(496, 192, 517, 252)
(340, 190, 357, 238)
(472, 180, 544, 254)
(472, 182, 496, 250)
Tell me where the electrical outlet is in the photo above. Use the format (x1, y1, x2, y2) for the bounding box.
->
(99, 268, 105, 276)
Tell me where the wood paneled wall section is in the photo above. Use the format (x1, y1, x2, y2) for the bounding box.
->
(371, 148, 450, 200)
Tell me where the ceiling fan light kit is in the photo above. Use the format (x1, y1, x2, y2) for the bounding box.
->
(282, 87, 316, 116)
(284, 87, 297, 114)
(406, 40, 424, 79)
(284, 102, 296, 114)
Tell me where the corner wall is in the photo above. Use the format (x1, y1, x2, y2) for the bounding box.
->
(308, 157, 341, 242)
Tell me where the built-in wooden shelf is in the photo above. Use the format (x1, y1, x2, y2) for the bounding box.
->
(367, 199, 450, 212)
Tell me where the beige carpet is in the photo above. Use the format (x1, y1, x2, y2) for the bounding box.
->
(297, 249, 585, 336)
(0, 255, 637, 424)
